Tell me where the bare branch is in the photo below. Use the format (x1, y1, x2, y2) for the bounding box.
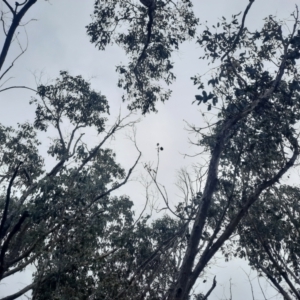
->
(202, 276, 217, 300)
(241, 269, 255, 300)
(75, 114, 137, 176)
(3, 0, 15, 16)
(257, 276, 268, 300)
(0, 85, 37, 93)
(0, 24, 28, 81)
(0, 0, 37, 71)
(3, 251, 39, 278)
(258, 263, 293, 300)
(92, 149, 141, 203)
(1, 11, 8, 36)
(0, 282, 35, 300)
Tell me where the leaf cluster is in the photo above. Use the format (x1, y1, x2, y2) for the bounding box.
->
(86, 0, 199, 114)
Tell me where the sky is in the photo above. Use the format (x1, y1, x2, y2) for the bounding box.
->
(0, 0, 299, 299)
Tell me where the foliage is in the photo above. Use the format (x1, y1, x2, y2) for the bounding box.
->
(165, 3, 300, 299)
(0, 70, 140, 300)
(86, 0, 198, 114)
(2, 1, 300, 300)
(85, 215, 186, 300)
(237, 186, 300, 299)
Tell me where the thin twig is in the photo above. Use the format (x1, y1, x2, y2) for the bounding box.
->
(202, 276, 217, 300)
(0, 85, 37, 93)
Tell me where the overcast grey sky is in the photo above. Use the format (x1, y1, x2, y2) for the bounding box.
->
(0, 0, 299, 299)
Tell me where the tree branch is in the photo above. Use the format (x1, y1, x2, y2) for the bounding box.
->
(0, 0, 37, 71)
(258, 263, 293, 300)
(0, 282, 35, 300)
(3, 0, 15, 16)
(0, 85, 37, 93)
(0, 211, 29, 277)
(188, 137, 298, 293)
(202, 276, 217, 300)
(92, 149, 141, 203)
(221, 0, 255, 61)
(0, 162, 23, 239)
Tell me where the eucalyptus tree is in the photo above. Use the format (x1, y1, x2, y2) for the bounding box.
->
(0, 70, 143, 300)
(167, 4, 300, 298)
(0, 1, 191, 299)
(0, 1, 143, 298)
(87, 1, 300, 299)
(2, 0, 300, 299)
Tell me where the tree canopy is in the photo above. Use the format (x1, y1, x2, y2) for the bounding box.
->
(86, 0, 198, 114)
(1, 0, 300, 300)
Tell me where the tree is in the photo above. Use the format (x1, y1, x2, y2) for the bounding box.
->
(0, 68, 143, 299)
(165, 3, 300, 298)
(88, 1, 300, 298)
(2, 0, 300, 299)
(0, 2, 189, 299)
(1, 5, 161, 299)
